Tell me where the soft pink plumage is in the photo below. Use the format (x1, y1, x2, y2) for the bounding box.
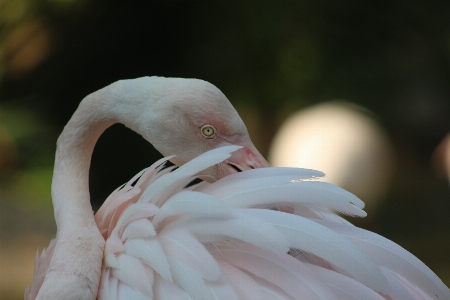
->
(29, 146, 450, 299)
(26, 77, 450, 299)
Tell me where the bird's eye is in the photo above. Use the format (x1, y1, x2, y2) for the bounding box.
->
(201, 124, 216, 139)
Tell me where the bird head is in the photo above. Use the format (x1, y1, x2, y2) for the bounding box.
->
(108, 76, 270, 181)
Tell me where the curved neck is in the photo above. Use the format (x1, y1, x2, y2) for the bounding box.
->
(51, 78, 164, 236)
(52, 92, 115, 236)
(40, 78, 189, 298)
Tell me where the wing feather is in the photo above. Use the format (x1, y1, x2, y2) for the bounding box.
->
(318, 221, 450, 300)
(121, 218, 156, 240)
(159, 228, 222, 281)
(124, 238, 172, 281)
(116, 283, 149, 300)
(165, 211, 290, 254)
(244, 208, 387, 293)
(306, 263, 385, 300)
(115, 203, 159, 235)
(220, 182, 366, 217)
(112, 254, 153, 297)
(152, 191, 231, 225)
(201, 167, 324, 198)
(154, 276, 192, 300)
(168, 257, 212, 299)
(205, 275, 240, 300)
(216, 241, 335, 300)
(140, 146, 242, 206)
(219, 261, 265, 300)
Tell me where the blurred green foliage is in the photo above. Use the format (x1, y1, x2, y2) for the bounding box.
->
(0, 104, 55, 211)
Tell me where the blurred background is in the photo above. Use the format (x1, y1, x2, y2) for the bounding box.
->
(1, 0, 450, 298)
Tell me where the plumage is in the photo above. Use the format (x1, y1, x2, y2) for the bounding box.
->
(318, 221, 449, 299)
(243, 208, 385, 292)
(30, 146, 449, 299)
(26, 77, 449, 300)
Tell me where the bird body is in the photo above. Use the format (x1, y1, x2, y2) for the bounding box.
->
(26, 77, 450, 299)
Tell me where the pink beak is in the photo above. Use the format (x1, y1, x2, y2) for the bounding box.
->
(217, 142, 271, 179)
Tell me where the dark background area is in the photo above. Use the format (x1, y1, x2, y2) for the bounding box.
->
(0, 0, 449, 298)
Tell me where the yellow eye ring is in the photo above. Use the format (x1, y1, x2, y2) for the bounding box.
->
(201, 124, 216, 139)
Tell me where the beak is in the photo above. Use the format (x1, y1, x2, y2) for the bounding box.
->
(217, 141, 271, 180)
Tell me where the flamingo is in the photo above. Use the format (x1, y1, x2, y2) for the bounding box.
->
(26, 77, 449, 299)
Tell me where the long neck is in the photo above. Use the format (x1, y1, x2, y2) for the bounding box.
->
(50, 78, 167, 233)
(52, 93, 115, 235)
(35, 91, 117, 299)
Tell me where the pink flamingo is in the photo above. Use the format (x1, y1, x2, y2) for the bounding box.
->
(26, 77, 449, 299)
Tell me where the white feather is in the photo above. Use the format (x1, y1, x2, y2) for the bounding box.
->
(112, 254, 153, 297)
(116, 203, 159, 234)
(104, 231, 124, 267)
(97, 268, 115, 300)
(216, 241, 335, 300)
(293, 205, 355, 225)
(117, 283, 149, 300)
(140, 146, 242, 206)
(167, 257, 212, 299)
(244, 208, 388, 293)
(201, 167, 325, 198)
(121, 218, 156, 240)
(385, 268, 435, 300)
(219, 181, 366, 217)
(218, 261, 265, 300)
(124, 238, 172, 281)
(205, 275, 240, 300)
(306, 263, 385, 300)
(253, 276, 295, 300)
(380, 267, 419, 300)
(318, 221, 450, 300)
(152, 191, 231, 225)
(154, 277, 192, 300)
(164, 210, 290, 254)
(159, 227, 222, 281)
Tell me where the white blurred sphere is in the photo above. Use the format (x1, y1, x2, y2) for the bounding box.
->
(269, 101, 394, 215)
